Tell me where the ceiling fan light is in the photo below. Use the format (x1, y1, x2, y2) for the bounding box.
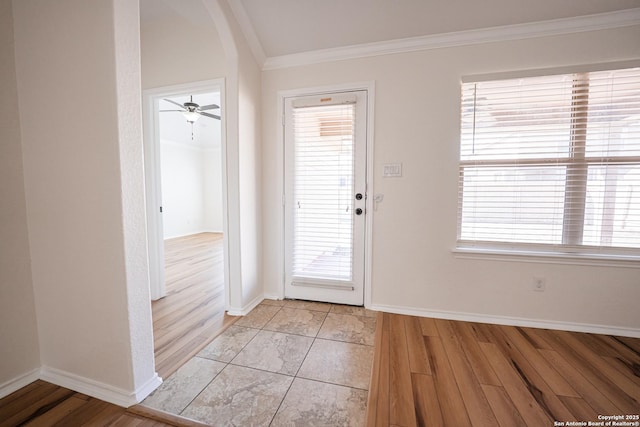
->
(182, 110, 200, 123)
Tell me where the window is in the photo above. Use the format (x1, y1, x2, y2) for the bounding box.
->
(458, 67, 640, 255)
(291, 101, 356, 280)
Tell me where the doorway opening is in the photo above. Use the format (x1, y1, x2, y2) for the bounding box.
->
(143, 80, 234, 378)
(158, 92, 223, 241)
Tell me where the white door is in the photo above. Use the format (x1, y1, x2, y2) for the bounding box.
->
(284, 90, 368, 305)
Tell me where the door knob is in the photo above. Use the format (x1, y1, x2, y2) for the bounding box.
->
(355, 208, 363, 215)
(355, 193, 363, 200)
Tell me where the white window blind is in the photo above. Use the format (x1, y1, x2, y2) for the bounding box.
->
(458, 67, 640, 253)
(292, 101, 356, 280)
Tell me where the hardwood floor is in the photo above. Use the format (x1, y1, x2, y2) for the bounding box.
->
(4, 306, 637, 426)
(0, 380, 194, 427)
(0, 233, 235, 427)
(152, 233, 237, 379)
(366, 312, 640, 427)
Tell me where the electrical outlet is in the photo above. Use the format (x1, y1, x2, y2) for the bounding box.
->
(532, 277, 546, 292)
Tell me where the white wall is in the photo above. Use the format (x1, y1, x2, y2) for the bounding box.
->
(142, 0, 264, 313)
(237, 56, 263, 309)
(161, 140, 223, 238)
(11, 0, 158, 405)
(262, 25, 640, 332)
(161, 141, 204, 238)
(140, 1, 227, 89)
(0, 0, 40, 395)
(204, 146, 224, 232)
(139, 4, 227, 302)
(204, 0, 263, 312)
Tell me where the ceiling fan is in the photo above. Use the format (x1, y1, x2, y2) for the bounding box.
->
(160, 95, 220, 123)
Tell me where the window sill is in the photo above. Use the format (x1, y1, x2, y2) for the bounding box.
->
(452, 246, 640, 268)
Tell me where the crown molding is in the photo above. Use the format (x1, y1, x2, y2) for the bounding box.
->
(227, 0, 266, 66)
(263, 8, 640, 71)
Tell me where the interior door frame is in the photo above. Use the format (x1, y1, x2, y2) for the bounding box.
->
(277, 81, 375, 307)
(142, 79, 228, 302)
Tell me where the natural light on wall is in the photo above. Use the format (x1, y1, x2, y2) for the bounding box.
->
(458, 67, 640, 254)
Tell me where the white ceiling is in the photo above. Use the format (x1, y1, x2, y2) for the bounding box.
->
(235, 0, 640, 58)
(139, 0, 640, 64)
(159, 92, 221, 148)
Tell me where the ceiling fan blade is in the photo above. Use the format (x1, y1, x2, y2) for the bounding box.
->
(199, 104, 220, 110)
(199, 111, 221, 120)
(163, 98, 185, 109)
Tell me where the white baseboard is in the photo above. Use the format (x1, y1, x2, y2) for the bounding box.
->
(226, 294, 264, 316)
(163, 230, 223, 240)
(0, 368, 40, 399)
(370, 303, 640, 338)
(132, 373, 163, 403)
(40, 366, 162, 408)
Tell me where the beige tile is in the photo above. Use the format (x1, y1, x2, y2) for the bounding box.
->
(264, 307, 327, 337)
(234, 304, 281, 328)
(181, 364, 292, 426)
(284, 299, 331, 312)
(260, 298, 285, 306)
(197, 325, 259, 363)
(330, 304, 377, 318)
(317, 313, 377, 346)
(271, 378, 368, 427)
(232, 330, 313, 375)
(142, 357, 225, 414)
(298, 339, 374, 390)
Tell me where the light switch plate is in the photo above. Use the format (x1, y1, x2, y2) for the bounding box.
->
(383, 163, 402, 177)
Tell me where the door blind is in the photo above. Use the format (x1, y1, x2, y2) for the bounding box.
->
(459, 67, 640, 252)
(291, 101, 356, 280)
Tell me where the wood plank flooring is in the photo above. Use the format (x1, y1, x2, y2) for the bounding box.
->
(4, 308, 638, 426)
(0, 233, 235, 427)
(0, 380, 191, 427)
(152, 232, 237, 379)
(367, 312, 640, 427)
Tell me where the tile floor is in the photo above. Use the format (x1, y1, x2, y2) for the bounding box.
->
(142, 299, 377, 426)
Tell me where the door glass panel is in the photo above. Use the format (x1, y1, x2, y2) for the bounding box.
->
(292, 103, 356, 281)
